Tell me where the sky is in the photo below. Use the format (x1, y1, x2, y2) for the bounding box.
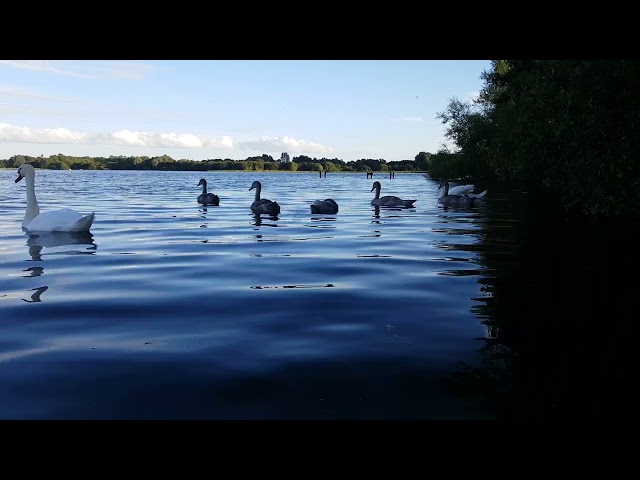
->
(0, 60, 492, 163)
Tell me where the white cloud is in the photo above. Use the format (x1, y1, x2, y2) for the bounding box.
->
(239, 135, 334, 154)
(86, 61, 165, 80)
(397, 116, 425, 123)
(0, 123, 90, 143)
(0, 123, 330, 155)
(0, 60, 163, 80)
(109, 130, 204, 148)
(110, 130, 148, 146)
(205, 136, 234, 149)
(0, 84, 76, 102)
(0, 60, 81, 77)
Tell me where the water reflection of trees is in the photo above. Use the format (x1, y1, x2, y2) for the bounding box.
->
(447, 187, 633, 419)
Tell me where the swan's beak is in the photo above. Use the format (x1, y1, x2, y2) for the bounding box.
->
(249, 186, 254, 191)
(15, 173, 23, 183)
(370, 186, 375, 192)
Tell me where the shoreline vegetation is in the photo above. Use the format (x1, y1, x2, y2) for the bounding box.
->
(0, 154, 426, 174)
(4, 60, 639, 220)
(430, 60, 640, 220)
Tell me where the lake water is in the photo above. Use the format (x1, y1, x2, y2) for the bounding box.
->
(0, 169, 631, 419)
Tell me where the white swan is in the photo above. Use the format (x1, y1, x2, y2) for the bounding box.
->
(370, 181, 416, 207)
(438, 181, 487, 199)
(15, 164, 95, 232)
(437, 181, 476, 207)
(310, 198, 339, 214)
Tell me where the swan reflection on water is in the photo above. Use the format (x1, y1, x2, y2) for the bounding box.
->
(25, 231, 97, 261)
(309, 215, 337, 223)
(22, 286, 48, 303)
(22, 266, 44, 277)
(372, 205, 381, 219)
(252, 213, 279, 227)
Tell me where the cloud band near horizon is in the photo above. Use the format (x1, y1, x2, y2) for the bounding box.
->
(0, 123, 335, 155)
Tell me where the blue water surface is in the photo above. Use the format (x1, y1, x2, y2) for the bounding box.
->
(0, 169, 503, 419)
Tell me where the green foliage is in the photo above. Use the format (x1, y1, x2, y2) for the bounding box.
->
(2, 151, 425, 175)
(388, 160, 420, 171)
(414, 151, 431, 170)
(426, 150, 467, 181)
(263, 162, 279, 170)
(436, 98, 496, 180)
(436, 60, 640, 219)
(5, 155, 28, 168)
(279, 161, 298, 171)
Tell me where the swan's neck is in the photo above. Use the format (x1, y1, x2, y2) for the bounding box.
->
(374, 186, 380, 199)
(201, 183, 207, 195)
(254, 186, 261, 202)
(443, 183, 449, 196)
(23, 176, 40, 226)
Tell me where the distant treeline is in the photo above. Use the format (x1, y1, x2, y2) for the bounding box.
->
(0, 153, 426, 173)
(428, 60, 640, 219)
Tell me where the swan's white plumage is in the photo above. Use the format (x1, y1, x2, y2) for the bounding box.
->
(437, 181, 477, 207)
(15, 164, 95, 232)
(25, 208, 95, 232)
(446, 184, 475, 195)
(439, 182, 487, 199)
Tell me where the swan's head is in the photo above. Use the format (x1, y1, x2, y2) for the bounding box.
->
(249, 181, 261, 191)
(371, 181, 381, 192)
(198, 178, 207, 187)
(15, 163, 35, 183)
(437, 181, 449, 191)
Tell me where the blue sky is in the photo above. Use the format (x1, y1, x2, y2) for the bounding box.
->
(0, 60, 491, 162)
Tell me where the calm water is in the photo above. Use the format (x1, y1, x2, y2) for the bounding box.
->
(0, 169, 631, 419)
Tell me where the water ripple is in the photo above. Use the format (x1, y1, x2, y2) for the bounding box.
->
(0, 170, 499, 419)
